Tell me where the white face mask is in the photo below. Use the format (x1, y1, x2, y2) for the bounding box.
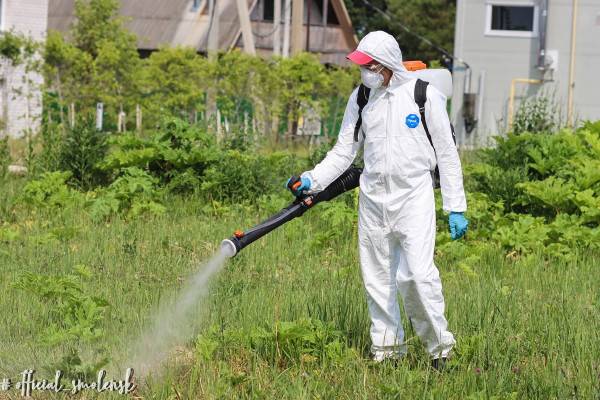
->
(361, 66, 384, 89)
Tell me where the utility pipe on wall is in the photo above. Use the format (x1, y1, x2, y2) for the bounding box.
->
(537, 0, 549, 70)
(476, 70, 486, 126)
(508, 78, 543, 131)
(567, 0, 579, 127)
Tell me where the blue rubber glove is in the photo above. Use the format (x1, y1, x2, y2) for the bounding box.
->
(286, 176, 311, 196)
(449, 212, 469, 240)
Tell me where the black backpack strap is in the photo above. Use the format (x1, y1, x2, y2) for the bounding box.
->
(354, 84, 371, 142)
(414, 79, 459, 189)
(415, 79, 441, 188)
(414, 79, 434, 150)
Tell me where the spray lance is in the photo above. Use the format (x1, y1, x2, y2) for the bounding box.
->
(221, 166, 362, 257)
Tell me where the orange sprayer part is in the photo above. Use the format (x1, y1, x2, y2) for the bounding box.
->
(403, 60, 427, 71)
(234, 230, 245, 238)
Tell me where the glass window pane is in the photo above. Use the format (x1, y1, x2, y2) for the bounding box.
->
(263, 0, 274, 21)
(491, 5, 534, 31)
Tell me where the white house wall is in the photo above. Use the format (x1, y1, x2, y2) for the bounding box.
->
(452, 0, 600, 147)
(1, 0, 48, 138)
(571, 1, 600, 125)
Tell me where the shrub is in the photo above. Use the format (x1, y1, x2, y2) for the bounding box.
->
(309, 199, 358, 250)
(35, 121, 65, 173)
(21, 171, 83, 209)
(308, 136, 336, 166)
(58, 118, 108, 189)
(12, 264, 110, 379)
(0, 136, 9, 179)
(463, 126, 600, 256)
(88, 167, 165, 221)
(196, 319, 354, 367)
(100, 118, 219, 191)
(512, 91, 563, 135)
(465, 163, 529, 213)
(200, 150, 308, 202)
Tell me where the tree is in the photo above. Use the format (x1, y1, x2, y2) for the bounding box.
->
(0, 30, 36, 66)
(343, 0, 456, 65)
(272, 53, 330, 137)
(138, 47, 208, 125)
(43, 0, 140, 128)
(0, 31, 40, 137)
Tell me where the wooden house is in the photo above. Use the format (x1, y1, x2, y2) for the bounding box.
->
(48, 0, 358, 65)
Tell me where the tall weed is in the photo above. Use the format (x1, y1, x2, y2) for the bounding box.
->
(11, 265, 110, 379)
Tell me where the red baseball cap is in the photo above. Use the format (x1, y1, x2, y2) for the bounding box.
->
(346, 50, 373, 65)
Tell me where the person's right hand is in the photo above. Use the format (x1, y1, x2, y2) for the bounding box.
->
(286, 176, 311, 197)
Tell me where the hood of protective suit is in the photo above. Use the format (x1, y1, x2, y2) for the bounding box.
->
(354, 31, 413, 86)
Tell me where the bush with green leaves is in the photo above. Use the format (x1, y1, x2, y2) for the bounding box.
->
(11, 264, 110, 379)
(0, 30, 37, 65)
(100, 118, 219, 187)
(21, 171, 83, 209)
(59, 118, 108, 189)
(0, 136, 9, 179)
(196, 318, 355, 368)
(35, 120, 65, 173)
(460, 123, 600, 258)
(31, 117, 109, 189)
(512, 91, 563, 135)
(309, 193, 358, 250)
(43, 0, 140, 125)
(88, 167, 165, 221)
(18, 167, 165, 221)
(199, 150, 308, 202)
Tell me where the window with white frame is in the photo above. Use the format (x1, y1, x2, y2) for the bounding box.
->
(485, 2, 539, 38)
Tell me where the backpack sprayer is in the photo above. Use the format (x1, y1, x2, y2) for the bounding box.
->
(220, 167, 362, 257)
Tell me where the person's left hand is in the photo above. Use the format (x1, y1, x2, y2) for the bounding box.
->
(449, 212, 468, 240)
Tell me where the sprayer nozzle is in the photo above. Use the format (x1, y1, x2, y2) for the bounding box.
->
(220, 239, 238, 258)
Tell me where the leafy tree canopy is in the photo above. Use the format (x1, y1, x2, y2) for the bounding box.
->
(44, 0, 140, 115)
(344, 0, 456, 66)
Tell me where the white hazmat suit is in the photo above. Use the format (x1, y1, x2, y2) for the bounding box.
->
(302, 31, 466, 360)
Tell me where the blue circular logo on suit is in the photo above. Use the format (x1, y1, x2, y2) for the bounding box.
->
(405, 113, 420, 128)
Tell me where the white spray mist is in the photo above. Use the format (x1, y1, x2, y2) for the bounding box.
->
(127, 243, 235, 379)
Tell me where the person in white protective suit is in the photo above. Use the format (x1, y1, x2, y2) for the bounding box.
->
(287, 31, 469, 367)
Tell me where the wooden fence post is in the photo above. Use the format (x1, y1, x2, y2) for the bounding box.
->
(69, 103, 75, 128)
(216, 108, 222, 142)
(96, 102, 103, 131)
(136, 104, 142, 132)
(118, 110, 126, 133)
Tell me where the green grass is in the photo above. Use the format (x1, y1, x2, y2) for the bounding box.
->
(0, 177, 599, 399)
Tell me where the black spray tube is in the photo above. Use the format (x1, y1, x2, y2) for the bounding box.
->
(221, 166, 362, 257)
